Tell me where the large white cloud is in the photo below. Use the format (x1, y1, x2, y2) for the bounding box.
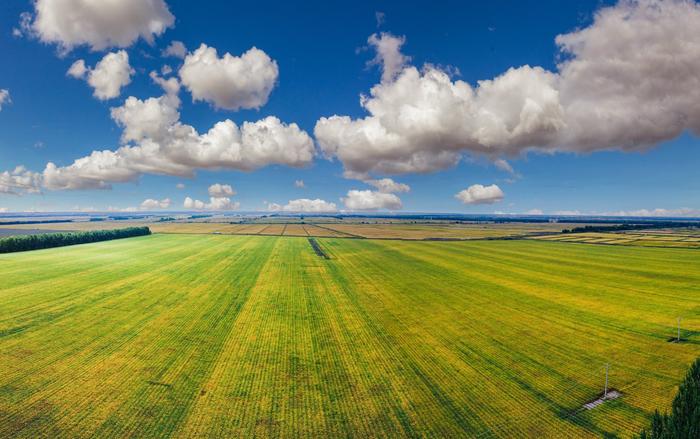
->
(38, 72, 314, 191)
(179, 44, 279, 110)
(27, 0, 174, 52)
(0, 166, 42, 194)
(343, 189, 402, 211)
(42, 150, 138, 190)
(208, 183, 235, 197)
(316, 0, 700, 175)
(455, 184, 504, 205)
(183, 196, 239, 210)
(0, 89, 10, 110)
(68, 51, 134, 100)
(41, 109, 314, 190)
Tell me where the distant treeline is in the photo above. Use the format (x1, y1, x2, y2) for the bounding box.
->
(562, 222, 699, 234)
(636, 357, 700, 438)
(0, 219, 73, 226)
(0, 227, 151, 253)
(108, 215, 140, 221)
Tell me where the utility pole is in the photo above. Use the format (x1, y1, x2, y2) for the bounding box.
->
(604, 363, 609, 398)
(678, 317, 682, 343)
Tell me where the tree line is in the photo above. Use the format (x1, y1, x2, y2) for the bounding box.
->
(0, 219, 73, 226)
(636, 357, 700, 438)
(0, 227, 151, 253)
(562, 222, 699, 234)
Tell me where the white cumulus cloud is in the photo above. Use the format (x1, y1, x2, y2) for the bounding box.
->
(140, 197, 171, 210)
(343, 189, 402, 211)
(27, 0, 174, 52)
(179, 44, 279, 111)
(364, 177, 410, 193)
(184, 196, 239, 210)
(66, 59, 87, 78)
(315, 0, 700, 175)
(110, 94, 181, 144)
(149, 71, 180, 96)
(0, 166, 42, 194)
(208, 183, 235, 197)
(163, 40, 187, 59)
(455, 184, 504, 205)
(40, 103, 315, 190)
(33, 71, 314, 192)
(68, 51, 134, 100)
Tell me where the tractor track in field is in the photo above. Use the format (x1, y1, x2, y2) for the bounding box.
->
(308, 238, 330, 259)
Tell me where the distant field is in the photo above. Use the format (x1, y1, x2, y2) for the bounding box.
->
(318, 222, 578, 239)
(530, 228, 700, 248)
(3, 221, 699, 249)
(0, 220, 582, 240)
(150, 221, 580, 240)
(1, 235, 699, 437)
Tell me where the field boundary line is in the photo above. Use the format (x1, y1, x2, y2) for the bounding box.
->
(311, 224, 363, 238)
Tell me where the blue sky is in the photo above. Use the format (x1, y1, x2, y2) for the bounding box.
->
(0, 0, 698, 215)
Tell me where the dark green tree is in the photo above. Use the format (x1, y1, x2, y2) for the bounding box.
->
(636, 357, 700, 439)
(0, 227, 151, 253)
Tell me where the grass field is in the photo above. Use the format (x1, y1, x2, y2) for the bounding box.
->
(1, 235, 699, 437)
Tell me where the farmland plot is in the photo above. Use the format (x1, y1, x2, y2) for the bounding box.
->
(321, 223, 580, 240)
(0, 235, 698, 438)
(530, 230, 700, 248)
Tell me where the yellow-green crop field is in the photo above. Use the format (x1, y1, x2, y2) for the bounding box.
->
(1, 234, 699, 437)
(530, 229, 700, 248)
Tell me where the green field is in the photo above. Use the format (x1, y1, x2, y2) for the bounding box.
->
(1, 234, 699, 437)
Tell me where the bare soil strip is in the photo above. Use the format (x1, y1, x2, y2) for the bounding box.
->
(583, 390, 621, 410)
